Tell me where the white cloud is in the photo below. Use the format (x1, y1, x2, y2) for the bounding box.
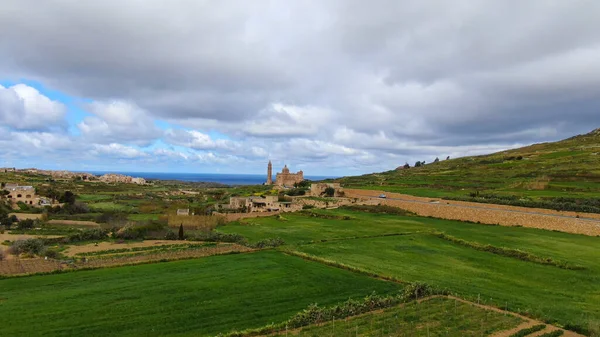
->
(78, 100, 160, 146)
(0, 84, 66, 130)
(2, 1, 600, 174)
(241, 103, 334, 137)
(91, 143, 147, 159)
(164, 129, 236, 151)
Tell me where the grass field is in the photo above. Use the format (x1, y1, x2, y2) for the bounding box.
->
(334, 129, 600, 200)
(220, 209, 600, 332)
(271, 297, 523, 337)
(0, 251, 401, 336)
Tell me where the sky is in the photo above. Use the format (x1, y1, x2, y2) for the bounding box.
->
(1, 0, 600, 176)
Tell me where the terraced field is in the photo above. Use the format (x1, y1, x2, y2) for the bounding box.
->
(0, 251, 402, 336)
(221, 209, 600, 334)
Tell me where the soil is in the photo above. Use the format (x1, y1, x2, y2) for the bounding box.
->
(47, 220, 100, 227)
(8, 213, 43, 220)
(0, 233, 63, 242)
(345, 189, 600, 236)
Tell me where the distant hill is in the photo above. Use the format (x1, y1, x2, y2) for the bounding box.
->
(335, 128, 600, 199)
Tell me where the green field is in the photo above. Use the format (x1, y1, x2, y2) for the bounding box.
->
(0, 251, 401, 336)
(271, 297, 523, 337)
(335, 129, 600, 200)
(221, 209, 600, 332)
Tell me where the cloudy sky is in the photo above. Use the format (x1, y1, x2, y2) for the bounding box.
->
(1, 1, 600, 176)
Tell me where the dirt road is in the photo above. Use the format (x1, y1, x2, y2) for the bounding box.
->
(345, 189, 600, 236)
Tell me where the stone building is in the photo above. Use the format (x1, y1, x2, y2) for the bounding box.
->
(265, 162, 304, 187)
(3, 184, 39, 205)
(221, 195, 301, 213)
(266, 161, 273, 185)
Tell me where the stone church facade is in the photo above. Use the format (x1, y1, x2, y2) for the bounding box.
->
(266, 161, 304, 187)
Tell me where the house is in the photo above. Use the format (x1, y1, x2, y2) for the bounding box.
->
(222, 195, 302, 213)
(3, 184, 39, 205)
(176, 209, 190, 216)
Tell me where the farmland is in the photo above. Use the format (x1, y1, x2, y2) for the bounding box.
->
(0, 251, 401, 336)
(220, 208, 600, 333)
(334, 129, 600, 201)
(270, 297, 523, 337)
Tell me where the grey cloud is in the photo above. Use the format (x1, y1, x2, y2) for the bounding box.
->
(2, 0, 600, 172)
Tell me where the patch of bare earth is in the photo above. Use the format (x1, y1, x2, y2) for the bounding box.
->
(0, 233, 63, 242)
(8, 213, 43, 220)
(47, 220, 100, 227)
(345, 189, 600, 236)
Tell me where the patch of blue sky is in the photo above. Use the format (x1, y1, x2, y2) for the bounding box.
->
(0, 79, 91, 134)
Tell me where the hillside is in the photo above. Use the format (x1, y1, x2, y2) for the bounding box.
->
(335, 128, 600, 199)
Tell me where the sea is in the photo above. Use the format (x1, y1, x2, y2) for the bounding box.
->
(85, 171, 337, 186)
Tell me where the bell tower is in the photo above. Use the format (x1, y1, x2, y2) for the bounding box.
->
(266, 160, 273, 185)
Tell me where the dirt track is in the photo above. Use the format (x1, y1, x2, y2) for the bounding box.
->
(345, 189, 600, 236)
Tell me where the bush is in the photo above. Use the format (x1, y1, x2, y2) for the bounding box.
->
(68, 228, 108, 242)
(164, 230, 177, 240)
(16, 219, 37, 230)
(537, 331, 564, 337)
(96, 211, 128, 225)
(509, 324, 546, 337)
(9, 239, 46, 256)
(251, 237, 284, 249)
(323, 187, 335, 197)
(190, 231, 248, 245)
(114, 221, 168, 240)
(44, 249, 60, 259)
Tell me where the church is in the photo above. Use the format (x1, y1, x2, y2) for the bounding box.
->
(266, 161, 304, 187)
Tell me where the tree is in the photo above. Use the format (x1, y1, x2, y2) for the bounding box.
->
(403, 163, 410, 169)
(178, 224, 184, 240)
(60, 191, 76, 205)
(415, 161, 422, 167)
(324, 187, 335, 197)
(434, 157, 439, 163)
(294, 180, 311, 188)
(446, 156, 450, 160)
(17, 219, 36, 230)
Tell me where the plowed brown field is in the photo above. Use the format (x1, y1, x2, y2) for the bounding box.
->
(345, 189, 600, 236)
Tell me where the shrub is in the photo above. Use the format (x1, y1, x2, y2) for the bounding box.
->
(251, 237, 284, 249)
(509, 324, 546, 337)
(9, 239, 46, 256)
(190, 231, 248, 245)
(402, 282, 434, 301)
(537, 331, 564, 337)
(44, 249, 60, 259)
(16, 218, 37, 230)
(68, 228, 108, 242)
(323, 187, 335, 197)
(229, 283, 440, 335)
(165, 230, 177, 240)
